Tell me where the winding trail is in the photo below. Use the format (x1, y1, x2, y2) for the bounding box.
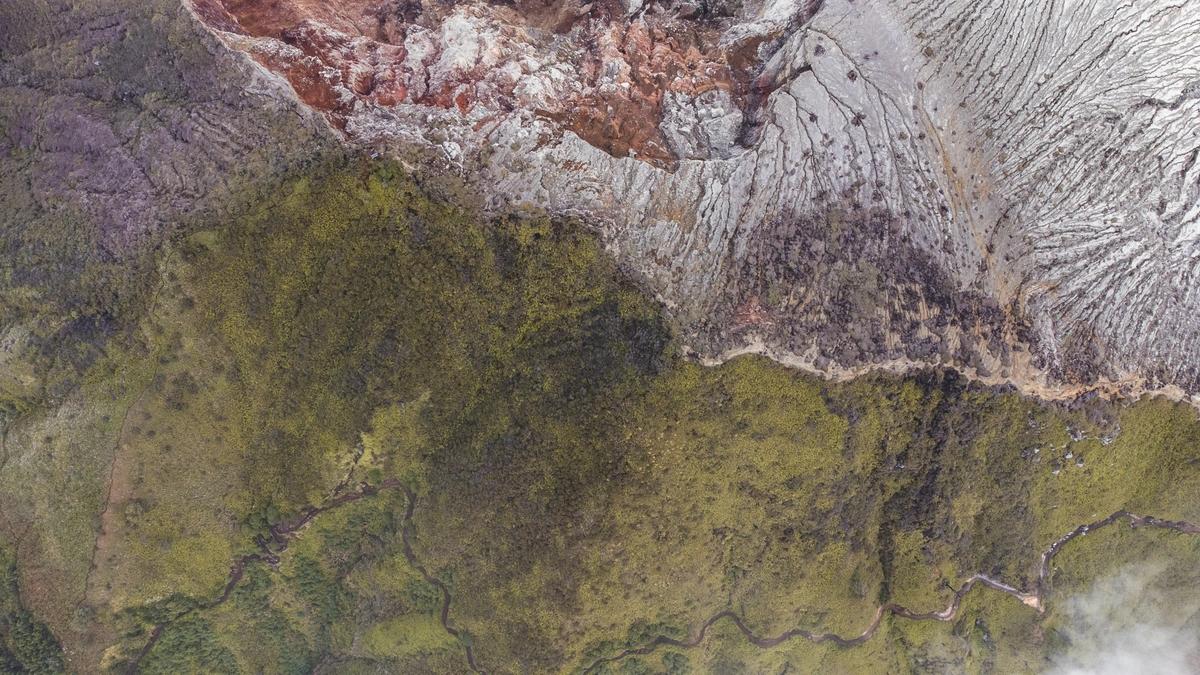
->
(127, 479, 481, 674)
(580, 510, 1200, 673)
(398, 485, 486, 673)
(123, 488, 1199, 675)
(127, 479, 401, 672)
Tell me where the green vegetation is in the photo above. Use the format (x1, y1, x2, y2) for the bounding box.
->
(0, 179, 155, 411)
(1, 159, 1197, 673)
(138, 615, 237, 675)
(0, 545, 64, 673)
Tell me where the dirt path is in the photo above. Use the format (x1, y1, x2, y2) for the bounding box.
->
(85, 252, 177, 608)
(125, 476, 487, 673)
(398, 485, 485, 673)
(580, 510, 1200, 673)
(127, 479, 405, 671)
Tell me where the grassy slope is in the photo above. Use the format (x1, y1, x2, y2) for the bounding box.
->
(0, 161, 1197, 673)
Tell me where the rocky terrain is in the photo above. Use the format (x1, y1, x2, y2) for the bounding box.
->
(3, 0, 1200, 673)
(186, 0, 1200, 402)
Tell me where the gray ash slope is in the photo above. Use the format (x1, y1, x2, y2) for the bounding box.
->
(7, 0, 1200, 403)
(187, 0, 1200, 401)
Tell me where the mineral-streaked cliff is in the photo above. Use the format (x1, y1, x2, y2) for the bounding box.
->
(175, 0, 1200, 402)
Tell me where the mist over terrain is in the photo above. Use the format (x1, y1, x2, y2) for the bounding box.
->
(1048, 564, 1200, 675)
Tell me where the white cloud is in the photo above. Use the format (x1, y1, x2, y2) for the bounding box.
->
(1046, 564, 1200, 675)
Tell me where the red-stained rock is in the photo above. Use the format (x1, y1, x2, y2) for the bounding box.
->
(189, 0, 794, 166)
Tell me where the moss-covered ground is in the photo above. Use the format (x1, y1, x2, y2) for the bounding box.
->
(0, 160, 1197, 673)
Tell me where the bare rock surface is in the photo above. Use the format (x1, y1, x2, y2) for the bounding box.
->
(86, 0, 1200, 401)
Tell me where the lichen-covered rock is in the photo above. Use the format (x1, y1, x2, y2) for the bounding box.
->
(0, 0, 332, 254)
(0, 0, 335, 406)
